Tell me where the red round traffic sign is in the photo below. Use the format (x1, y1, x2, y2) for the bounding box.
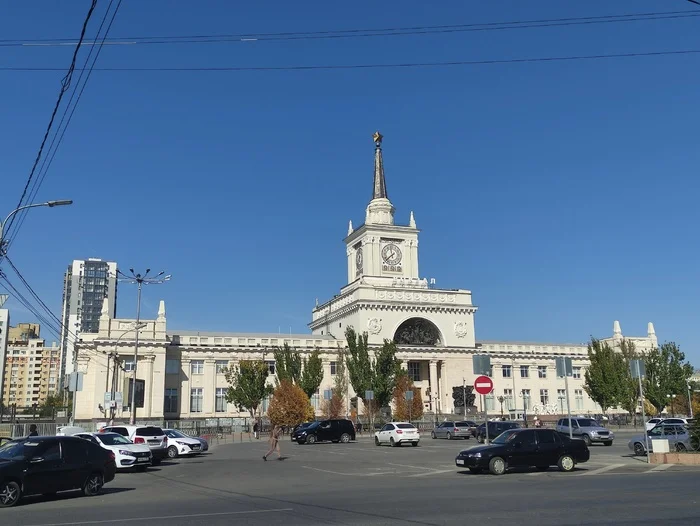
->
(474, 375, 493, 395)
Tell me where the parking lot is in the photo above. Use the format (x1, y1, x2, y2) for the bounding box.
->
(3, 430, 700, 525)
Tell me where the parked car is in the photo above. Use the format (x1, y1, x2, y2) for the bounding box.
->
(163, 429, 203, 458)
(0, 436, 116, 507)
(475, 421, 520, 443)
(100, 425, 168, 465)
(554, 418, 614, 446)
(291, 422, 315, 442)
(455, 428, 590, 475)
(645, 418, 664, 431)
(645, 418, 688, 431)
(375, 422, 420, 447)
(0, 438, 13, 447)
(431, 421, 473, 440)
(294, 419, 356, 444)
(74, 432, 152, 470)
(628, 423, 691, 456)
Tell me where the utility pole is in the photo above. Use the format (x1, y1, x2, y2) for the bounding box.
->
(117, 269, 170, 425)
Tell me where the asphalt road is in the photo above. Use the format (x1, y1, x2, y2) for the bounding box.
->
(3, 430, 699, 526)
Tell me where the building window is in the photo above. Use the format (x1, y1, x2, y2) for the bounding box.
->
(407, 362, 420, 382)
(165, 359, 179, 374)
(540, 389, 549, 405)
(572, 367, 581, 379)
(164, 388, 178, 413)
(123, 359, 135, 372)
(215, 388, 227, 412)
(575, 389, 584, 410)
(190, 388, 203, 413)
(538, 366, 547, 379)
(485, 394, 495, 411)
(557, 389, 567, 411)
(522, 389, 531, 410)
(200, 337, 209, 344)
(503, 388, 514, 410)
(520, 365, 529, 378)
(502, 365, 512, 378)
(215, 360, 228, 374)
(265, 361, 276, 375)
(191, 360, 204, 375)
(330, 361, 337, 375)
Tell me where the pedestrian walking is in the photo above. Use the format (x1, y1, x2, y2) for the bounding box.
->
(253, 421, 259, 440)
(263, 425, 283, 461)
(28, 424, 39, 436)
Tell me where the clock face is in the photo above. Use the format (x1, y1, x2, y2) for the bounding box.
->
(355, 248, 363, 270)
(381, 243, 402, 265)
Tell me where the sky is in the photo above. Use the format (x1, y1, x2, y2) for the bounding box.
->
(1, 1, 699, 363)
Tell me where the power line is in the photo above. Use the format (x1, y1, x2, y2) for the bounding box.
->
(4, 0, 123, 253)
(2, 48, 699, 73)
(2, 1, 99, 243)
(2, 9, 698, 47)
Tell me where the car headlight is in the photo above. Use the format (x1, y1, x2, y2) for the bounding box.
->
(118, 449, 135, 456)
(176, 440, 186, 445)
(590, 431, 598, 435)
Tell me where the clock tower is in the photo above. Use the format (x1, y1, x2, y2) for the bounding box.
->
(345, 132, 420, 284)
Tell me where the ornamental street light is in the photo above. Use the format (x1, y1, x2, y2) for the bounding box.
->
(687, 384, 694, 419)
(0, 200, 73, 255)
(667, 394, 677, 418)
(117, 268, 171, 425)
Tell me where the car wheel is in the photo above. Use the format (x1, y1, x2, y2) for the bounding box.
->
(375, 437, 381, 446)
(557, 455, 575, 472)
(468, 467, 482, 474)
(676, 442, 687, 453)
(0, 480, 21, 508)
(340, 433, 351, 443)
(582, 434, 592, 446)
(604, 441, 613, 446)
(167, 446, 178, 459)
(488, 456, 506, 475)
(633, 442, 646, 456)
(390, 437, 396, 447)
(82, 473, 104, 496)
(306, 435, 317, 445)
(431, 431, 436, 439)
(412, 442, 418, 447)
(446, 432, 452, 440)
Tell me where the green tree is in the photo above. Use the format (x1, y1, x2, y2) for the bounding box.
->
(373, 339, 402, 408)
(643, 342, 694, 414)
(345, 327, 373, 409)
(583, 338, 624, 414)
(273, 343, 302, 385)
(333, 345, 348, 400)
(618, 339, 641, 419)
(300, 349, 324, 399)
(392, 372, 424, 421)
(224, 360, 274, 420)
(268, 380, 315, 426)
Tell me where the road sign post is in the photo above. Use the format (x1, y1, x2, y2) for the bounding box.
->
(555, 357, 574, 439)
(631, 359, 650, 463)
(405, 390, 414, 423)
(474, 375, 494, 444)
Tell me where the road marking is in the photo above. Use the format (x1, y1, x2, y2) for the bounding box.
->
(407, 469, 455, 477)
(388, 462, 435, 470)
(25, 509, 295, 526)
(647, 463, 674, 472)
(576, 463, 625, 476)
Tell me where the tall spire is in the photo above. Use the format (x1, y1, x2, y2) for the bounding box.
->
(372, 131, 388, 200)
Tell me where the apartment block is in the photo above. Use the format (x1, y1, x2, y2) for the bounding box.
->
(1, 337, 61, 410)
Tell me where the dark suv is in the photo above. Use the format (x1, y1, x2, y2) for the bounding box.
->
(476, 421, 520, 443)
(294, 419, 356, 444)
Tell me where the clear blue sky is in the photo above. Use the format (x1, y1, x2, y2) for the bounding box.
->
(1, 1, 699, 363)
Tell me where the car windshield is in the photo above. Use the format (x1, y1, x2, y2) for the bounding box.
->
(0, 441, 26, 460)
(306, 421, 320, 429)
(577, 419, 599, 427)
(397, 424, 416, 429)
(99, 434, 132, 446)
(491, 430, 520, 444)
(166, 430, 186, 438)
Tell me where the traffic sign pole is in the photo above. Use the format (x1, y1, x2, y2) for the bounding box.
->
(474, 375, 494, 444)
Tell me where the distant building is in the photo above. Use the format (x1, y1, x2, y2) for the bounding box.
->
(60, 259, 117, 382)
(8, 322, 40, 342)
(0, 296, 9, 403)
(1, 336, 61, 410)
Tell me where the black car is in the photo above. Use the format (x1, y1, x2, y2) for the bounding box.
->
(475, 421, 520, 443)
(291, 422, 315, 442)
(0, 438, 13, 448)
(294, 419, 356, 444)
(0, 436, 117, 507)
(455, 428, 590, 475)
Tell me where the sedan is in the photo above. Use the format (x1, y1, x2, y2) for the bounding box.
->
(75, 432, 152, 470)
(163, 429, 203, 458)
(375, 422, 420, 447)
(431, 421, 473, 440)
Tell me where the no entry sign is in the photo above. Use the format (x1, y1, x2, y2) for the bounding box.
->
(474, 375, 493, 395)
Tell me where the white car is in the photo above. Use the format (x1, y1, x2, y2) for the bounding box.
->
(374, 422, 420, 447)
(645, 418, 688, 431)
(163, 429, 203, 458)
(75, 432, 152, 470)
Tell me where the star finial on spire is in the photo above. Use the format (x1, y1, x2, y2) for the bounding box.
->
(373, 131, 383, 146)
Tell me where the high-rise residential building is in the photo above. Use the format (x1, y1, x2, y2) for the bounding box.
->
(0, 295, 9, 402)
(60, 259, 117, 380)
(8, 322, 40, 342)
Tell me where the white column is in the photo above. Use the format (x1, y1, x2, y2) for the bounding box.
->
(180, 359, 191, 415)
(203, 359, 216, 415)
(440, 360, 448, 413)
(429, 360, 438, 413)
(142, 355, 154, 418)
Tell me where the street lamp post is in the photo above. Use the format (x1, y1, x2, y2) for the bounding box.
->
(0, 200, 72, 255)
(117, 269, 170, 425)
(667, 394, 677, 418)
(519, 390, 530, 427)
(687, 383, 694, 419)
(109, 323, 147, 423)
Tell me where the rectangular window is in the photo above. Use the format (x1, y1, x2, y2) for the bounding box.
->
(502, 365, 512, 378)
(123, 359, 135, 372)
(330, 361, 337, 376)
(485, 394, 495, 411)
(215, 360, 228, 374)
(538, 366, 547, 379)
(503, 388, 513, 410)
(540, 389, 549, 405)
(557, 389, 567, 411)
(191, 360, 204, 375)
(265, 360, 276, 375)
(215, 387, 226, 412)
(520, 365, 529, 378)
(190, 388, 203, 413)
(575, 389, 584, 410)
(407, 362, 420, 382)
(164, 388, 178, 413)
(165, 359, 179, 374)
(572, 367, 581, 379)
(522, 389, 531, 410)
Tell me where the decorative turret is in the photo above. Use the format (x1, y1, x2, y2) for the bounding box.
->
(613, 320, 622, 346)
(409, 211, 416, 228)
(647, 322, 658, 347)
(347, 220, 354, 236)
(365, 131, 395, 225)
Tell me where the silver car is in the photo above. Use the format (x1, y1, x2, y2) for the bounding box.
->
(628, 423, 691, 456)
(431, 421, 473, 440)
(555, 418, 614, 446)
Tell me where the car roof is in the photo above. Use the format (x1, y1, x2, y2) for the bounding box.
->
(387, 421, 413, 425)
